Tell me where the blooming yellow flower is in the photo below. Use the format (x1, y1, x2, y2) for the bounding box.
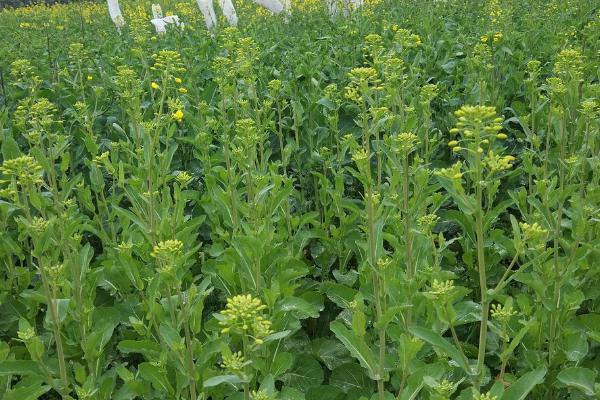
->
(173, 109, 184, 122)
(87, 75, 93, 81)
(151, 82, 159, 90)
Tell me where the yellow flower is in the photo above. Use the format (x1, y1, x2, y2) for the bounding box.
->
(496, 133, 508, 140)
(151, 82, 159, 90)
(173, 109, 184, 122)
(178, 87, 188, 94)
(87, 75, 93, 81)
(175, 77, 182, 84)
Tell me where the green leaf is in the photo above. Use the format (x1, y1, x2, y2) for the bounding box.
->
(203, 374, 244, 388)
(138, 363, 174, 394)
(2, 383, 51, 400)
(1, 134, 21, 160)
(280, 387, 306, 400)
(43, 299, 70, 326)
(264, 330, 292, 343)
(280, 355, 324, 389)
(556, 367, 597, 396)
(329, 363, 373, 394)
(500, 319, 534, 362)
(563, 332, 589, 363)
(306, 385, 345, 400)
(408, 326, 469, 374)
(501, 367, 546, 400)
(270, 352, 293, 377)
(321, 282, 358, 308)
(330, 320, 378, 380)
(0, 361, 43, 376)
(437, 177, 476, 215)
(117, 340, 161, 360)
(277, 296, 322, 319)
(311, 338, 351, 370)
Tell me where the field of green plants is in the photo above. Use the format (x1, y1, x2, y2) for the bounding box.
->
(1, 0, 599, 399)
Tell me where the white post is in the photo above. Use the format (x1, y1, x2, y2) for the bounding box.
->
(107, 0, 125, 32)
(196, 0, 218, 30)
(219, 0, 239, 26)
(253, 0, 284, 14)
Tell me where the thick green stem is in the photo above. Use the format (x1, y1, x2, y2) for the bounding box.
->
(475, 125, 488, 388)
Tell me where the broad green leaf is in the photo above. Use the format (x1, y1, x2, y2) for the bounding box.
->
(280, 355, 324, 389)
(408, 326, 470, 374)
(330, 320, 378, 379)
(329, 363, 373, 394)
(280, 387, 305, 400)
(138, 363, 174, 394)
(306, 385, 345, 400)
(117, 340, 161, 359)
(203, 374, 244, 388)
(321, 282, 358, 308)
(2, 383, 51, 400)
(0, 361, 43, 376)
(277, 296, 322, 319)
(563, 332, 588, 363)
(311, 338, 351, 370)
(556, 367, 596, 396)
(501, 367, 546, 400)
(270, 351, 293, 377)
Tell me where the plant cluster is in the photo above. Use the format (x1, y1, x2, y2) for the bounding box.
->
(0, 0, 600, 399)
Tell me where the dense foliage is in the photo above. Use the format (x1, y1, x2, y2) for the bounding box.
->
(1, 0, 600, 399)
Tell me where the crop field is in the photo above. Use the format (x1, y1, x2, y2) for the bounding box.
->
(0, 0, 599, 399)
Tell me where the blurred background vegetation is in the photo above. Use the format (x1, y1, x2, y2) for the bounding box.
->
(0, 0, 94, 9)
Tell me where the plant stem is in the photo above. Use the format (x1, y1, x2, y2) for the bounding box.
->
(549, 112, 566, 363)
(403, 153, 414, 328)
(38, 263, 69, 394)
(475, 123, 488, 388)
